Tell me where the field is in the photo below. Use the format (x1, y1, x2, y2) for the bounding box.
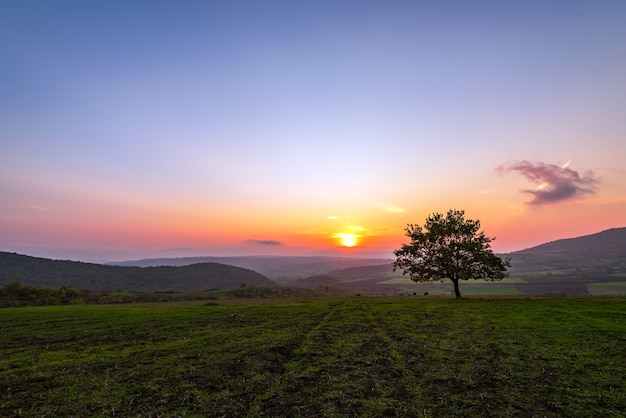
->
(373, 274, 626, 296)
(1, 297, 625, 417)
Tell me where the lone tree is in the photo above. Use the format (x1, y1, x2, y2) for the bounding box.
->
(393, 209, 510, 298)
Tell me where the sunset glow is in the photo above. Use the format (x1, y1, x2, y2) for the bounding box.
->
(1, 1, 625, 261)
(336, 233, 358, 248)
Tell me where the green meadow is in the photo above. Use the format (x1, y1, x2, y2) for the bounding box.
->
(1, 297, 625, 417)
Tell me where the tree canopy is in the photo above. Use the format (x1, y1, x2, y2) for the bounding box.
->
(393, 209, 510, 298)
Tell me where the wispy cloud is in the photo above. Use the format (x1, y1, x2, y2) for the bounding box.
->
(246, 239, 282, 246)
(347, 225, 367, 233)
(496, 160, 598, 205)
(28, 204, 47, 210)
(326, 215, 353, 220)
(376, 202, 406, 213)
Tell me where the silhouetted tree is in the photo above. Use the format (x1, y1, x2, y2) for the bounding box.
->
(393, 209, 510, 298)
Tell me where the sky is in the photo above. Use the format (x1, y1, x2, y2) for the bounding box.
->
(2, 0, 626, 262)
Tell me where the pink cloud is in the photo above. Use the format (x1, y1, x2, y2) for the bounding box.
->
(496, 160, 598, 205)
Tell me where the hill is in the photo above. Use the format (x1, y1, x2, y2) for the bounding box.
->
(0, 252, 275, 291)
(508, 227, 626, 276)
(512, 226, 626, 260)
(501, 227, 626, 295)
(110, 255, 393, 279)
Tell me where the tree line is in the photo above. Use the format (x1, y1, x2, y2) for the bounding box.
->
(0, 282, 215, 307)
(0, 282, 350, 307)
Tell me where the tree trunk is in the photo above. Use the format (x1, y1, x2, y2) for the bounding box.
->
(452, 279, 461, 298)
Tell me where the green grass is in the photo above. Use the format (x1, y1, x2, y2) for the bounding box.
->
(587, 282, 626, 295)
(1, 297, 625, 417)
(379, 277, 528, 297)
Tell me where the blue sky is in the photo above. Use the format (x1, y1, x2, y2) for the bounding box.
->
(2, 1, 625, 260)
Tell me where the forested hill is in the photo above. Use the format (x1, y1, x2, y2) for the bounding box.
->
(506, 227, 626, 282)
(0, 252, 275, 291)
(512, 227, 626, 259)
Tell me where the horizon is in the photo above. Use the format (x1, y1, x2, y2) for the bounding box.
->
(4, 225, 624, 264)
(2, 1, 626, 262)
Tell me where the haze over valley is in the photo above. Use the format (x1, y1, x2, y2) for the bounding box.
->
(3, 227, 625, 296)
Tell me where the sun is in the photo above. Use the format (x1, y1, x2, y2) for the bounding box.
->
(336, 233, 358, 247)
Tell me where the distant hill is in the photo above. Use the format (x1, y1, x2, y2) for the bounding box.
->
(503, 227, 626, 295)
(110, 256, 393, 279)
(329, 263, 394, 280)
(512, 227, 626, 259)
(0, 252, 275, 291)
(508, 227, 626, 274)
(281, 275, 341, 287)
(273, 265, 398, 293)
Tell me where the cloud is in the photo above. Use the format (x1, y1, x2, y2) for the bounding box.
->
(347, 225, 367, 233)
(246, 239, 282, 246)
(496, 160, 598, 205)
(28, 204, 47, 210)
(376, 202, 406, 213)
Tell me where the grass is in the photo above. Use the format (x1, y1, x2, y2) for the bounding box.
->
(379, 278, 527, 297)
(1, 297, 625, 417)
(587, 282, 626, 295)
(379, 277, 528, 285)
